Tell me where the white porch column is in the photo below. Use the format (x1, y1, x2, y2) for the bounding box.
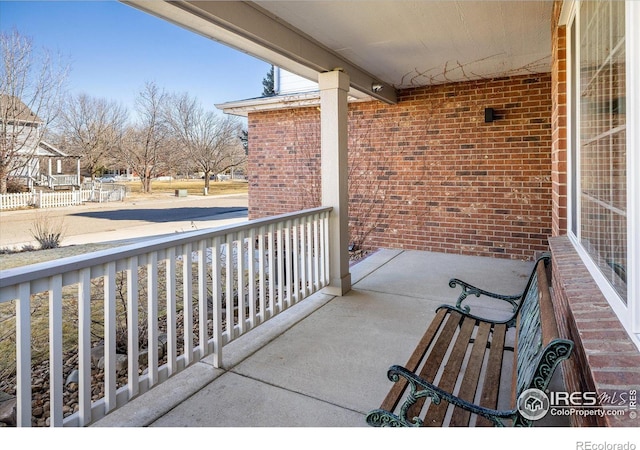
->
(319, 70, 351, 296)
(48, 159, 53, 188)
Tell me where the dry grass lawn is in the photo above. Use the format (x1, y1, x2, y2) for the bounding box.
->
(124, 179, 248, 197)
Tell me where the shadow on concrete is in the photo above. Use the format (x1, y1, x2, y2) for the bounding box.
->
(71, 207, 247, 223)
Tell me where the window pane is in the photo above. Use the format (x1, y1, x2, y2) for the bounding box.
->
(578, 0, 627, 302)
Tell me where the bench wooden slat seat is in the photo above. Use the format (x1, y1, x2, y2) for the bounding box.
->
(366, 254, 574, 427)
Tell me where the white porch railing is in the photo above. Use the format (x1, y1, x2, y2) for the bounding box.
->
(37, 174, 79, 189)
(50, 175, 79, 187)
(37, 174, 54, 189)
(0, 207, 331, 427)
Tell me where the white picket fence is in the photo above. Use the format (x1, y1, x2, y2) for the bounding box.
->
(0, 187, 126, 211)
(34, 190, 84, 208)
(0, 192, 35, 210)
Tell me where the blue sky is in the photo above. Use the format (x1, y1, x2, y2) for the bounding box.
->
(0, 0, 271, 116)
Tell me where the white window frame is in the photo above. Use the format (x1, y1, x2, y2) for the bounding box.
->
(562, 0, 640, 349)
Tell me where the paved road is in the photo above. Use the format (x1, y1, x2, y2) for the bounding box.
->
(0, 193, 248, 249)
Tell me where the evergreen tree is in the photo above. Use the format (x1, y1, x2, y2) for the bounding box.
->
(239, 129, 249, 154)
(262, 66, 275, 97)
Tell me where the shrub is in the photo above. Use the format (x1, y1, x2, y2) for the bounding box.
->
(6, 177, 27, 193)
(30, 213, 67, 250)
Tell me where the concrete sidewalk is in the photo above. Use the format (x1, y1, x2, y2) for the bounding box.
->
(92, 249, 567, 427)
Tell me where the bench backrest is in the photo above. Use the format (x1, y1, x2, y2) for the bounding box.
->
(511, 255, 573, 425)
(514, 258, 546, 395)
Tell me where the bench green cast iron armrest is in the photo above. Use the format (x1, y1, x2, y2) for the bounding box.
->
(448, 278, 521, 314)
(366, 365, 518, 427)
(366, 335, 573, 427)
(448, 254, 552, 323)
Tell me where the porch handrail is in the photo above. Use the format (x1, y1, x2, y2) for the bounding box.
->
(0, 206, 332, 427)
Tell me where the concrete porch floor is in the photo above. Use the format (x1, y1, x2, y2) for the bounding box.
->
(92, 249, 568, 428)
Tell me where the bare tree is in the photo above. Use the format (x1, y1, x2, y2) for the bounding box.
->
(59, 93, 128, 179)
(165, 92, 245, 191)
(0, 30, 68, 193)
(120, 82, 170, 193)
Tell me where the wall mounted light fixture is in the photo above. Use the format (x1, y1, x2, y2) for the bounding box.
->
(484, 108, 495, 123)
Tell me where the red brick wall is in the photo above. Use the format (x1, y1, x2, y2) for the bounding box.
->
(248, 73, 553, 260)
(247, 107, 321, 215)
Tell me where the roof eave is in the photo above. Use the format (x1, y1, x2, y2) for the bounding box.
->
(216, 91, 375, 117)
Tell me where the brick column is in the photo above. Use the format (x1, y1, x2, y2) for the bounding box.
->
(551, 0, 568, 237)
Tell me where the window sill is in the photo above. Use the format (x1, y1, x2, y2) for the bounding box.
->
(549, 236, 640, 427)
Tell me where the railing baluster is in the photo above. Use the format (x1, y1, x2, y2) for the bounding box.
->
(284, 221, 292, 309)
(211, 236, 223, 368)
(225, 234, 234, 340)
(267, 224, 275, 319)
(323, 211, 330, 285)
(166, 248, 177, 375)
(49, 274, 63, 427)
(258, 226, 266, 323)
(236, 231, 245, 335)
(16, 282, 32, 427)
(306, 218, 313, 296)
(183, 243, 193, 364)
(197, 241, 208, 359)
(292, 218, 300, 304)
(78, 268, 92, 426)
(104, 262, 117, 413)
(247, 229, 257, 329)
(126, 257, 139, 399)
(276, 223, 284, 314)
(300, 217, 308, 300)
(147, 253, 159, 387)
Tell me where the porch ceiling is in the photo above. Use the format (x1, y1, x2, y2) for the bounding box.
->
(257, 1, 553, 88)
(123, 1, 553, 103)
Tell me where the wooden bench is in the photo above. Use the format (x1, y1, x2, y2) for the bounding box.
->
(366, 254, 573, 427)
